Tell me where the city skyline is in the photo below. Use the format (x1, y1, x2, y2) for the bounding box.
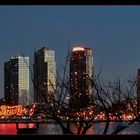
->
(0, 6, 140, 98)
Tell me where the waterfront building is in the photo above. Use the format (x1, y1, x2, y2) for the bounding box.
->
(34, 46, 56, 104)
(4, 56, 30, 106)
(69, 45, 94, 110)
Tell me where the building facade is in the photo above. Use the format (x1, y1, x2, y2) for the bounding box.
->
(70, 45, 94, 110)
(137, 69, 140, 113)
(4, 56, 29, 106)
(34, 46, 56, 104)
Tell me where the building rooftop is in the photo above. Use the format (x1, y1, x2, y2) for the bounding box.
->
(72, 45, 92, 52)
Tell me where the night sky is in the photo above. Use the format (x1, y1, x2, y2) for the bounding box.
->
(0, 6, 140, 98)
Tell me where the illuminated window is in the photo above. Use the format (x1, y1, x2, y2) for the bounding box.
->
(74, 72, 77, 75)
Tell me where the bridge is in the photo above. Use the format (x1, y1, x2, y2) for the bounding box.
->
(0, 119, 130, 123)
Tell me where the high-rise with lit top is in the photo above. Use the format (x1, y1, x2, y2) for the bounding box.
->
(4, 56, 30, 106)
(70, 45, 94, 110)
(34, 46, 56, 104)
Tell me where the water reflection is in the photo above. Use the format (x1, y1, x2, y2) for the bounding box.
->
(0, 122, 140, 135)
(0, 123, 16, 134)
(38, 123, 62, 134)
(38, 122, 140, 135)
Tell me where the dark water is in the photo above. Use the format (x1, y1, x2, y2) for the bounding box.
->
(37, 122, 140, 135)
(0, 122, 140, 135)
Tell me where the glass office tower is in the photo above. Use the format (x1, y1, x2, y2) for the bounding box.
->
(34, 46, 56, 104)
(4, 56, 29, 106)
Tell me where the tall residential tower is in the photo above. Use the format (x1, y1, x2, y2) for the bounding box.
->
(70, 45, 94, 110)
(4, 56, 30, 106)
(34, 46, 56, 104)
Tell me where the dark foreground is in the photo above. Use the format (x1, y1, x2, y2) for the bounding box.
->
(1, 135, 140, 140)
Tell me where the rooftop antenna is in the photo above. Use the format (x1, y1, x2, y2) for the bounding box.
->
(20, 48, 24, 57)
(67, 40, 71, 56)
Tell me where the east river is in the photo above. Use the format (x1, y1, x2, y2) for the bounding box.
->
(0, 122, 140, 135)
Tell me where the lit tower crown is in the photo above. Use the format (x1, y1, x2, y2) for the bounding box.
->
(72, 46, 85, 52)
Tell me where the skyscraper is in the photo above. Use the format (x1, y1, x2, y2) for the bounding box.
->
(4, 56, 29, 106)
(70, 45, 94, 110)
(34, 46, 56, 104)
(137, 69, 140, 113)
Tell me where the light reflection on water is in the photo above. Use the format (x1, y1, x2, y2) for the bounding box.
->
(38, 122, 140, 135)
(0, 123, 16, 134)
(0, 122, 140, 135)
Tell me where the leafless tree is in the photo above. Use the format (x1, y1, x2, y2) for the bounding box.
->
(21, 48, 139, 135)
(92, 73, 138, 134)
